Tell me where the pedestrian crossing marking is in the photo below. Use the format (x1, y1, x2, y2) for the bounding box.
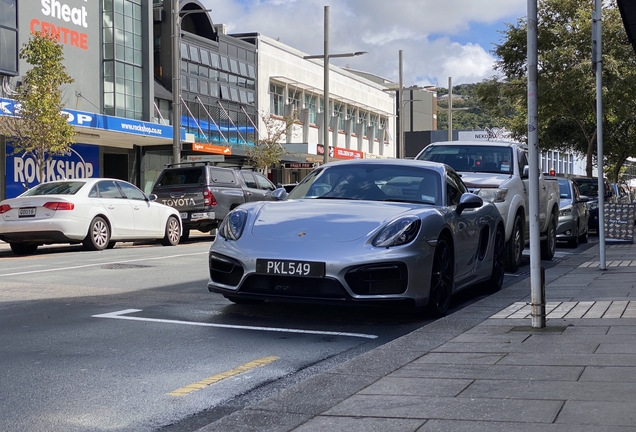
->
(490, 301, 636, 319)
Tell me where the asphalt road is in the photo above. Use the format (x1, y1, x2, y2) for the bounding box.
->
(0, 236, 593, 431)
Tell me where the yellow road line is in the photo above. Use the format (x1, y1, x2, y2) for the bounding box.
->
(168, 356, 279, 397)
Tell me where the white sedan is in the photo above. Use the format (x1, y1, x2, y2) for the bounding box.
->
(0, 178, 182, 255)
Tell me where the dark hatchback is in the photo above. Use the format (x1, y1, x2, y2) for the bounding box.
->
(569, 176, 614, 232)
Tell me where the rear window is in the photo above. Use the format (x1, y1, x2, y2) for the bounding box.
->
(209, 168, 237, 185)
(155, 168, 204, 186)
(21, 181, 85, 196)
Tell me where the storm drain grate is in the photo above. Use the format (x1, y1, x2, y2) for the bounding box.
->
(101, 263, 153, 270)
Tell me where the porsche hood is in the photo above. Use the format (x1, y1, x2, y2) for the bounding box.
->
(249, 200, 430, 242)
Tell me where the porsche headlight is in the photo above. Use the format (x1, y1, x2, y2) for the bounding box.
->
(373, 216, 421, 248)
(559, 206, 572, 217)
(218, 209, 248, 240)
(477, 188, 508, 203)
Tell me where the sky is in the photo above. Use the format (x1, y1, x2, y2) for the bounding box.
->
(200, 0, 528, 88)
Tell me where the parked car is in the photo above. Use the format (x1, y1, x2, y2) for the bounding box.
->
(208, 159, 505, 317)
(415, 140, 560, 272)
(0, 178, 182, 255)
(556, 178, 590, 247)
(568, 176, 613, 232)
(151, 163, 277, 241)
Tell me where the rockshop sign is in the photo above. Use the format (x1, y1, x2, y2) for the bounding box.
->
(5, 142, 100, 198)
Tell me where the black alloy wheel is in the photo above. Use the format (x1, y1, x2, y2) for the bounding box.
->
(505, 214, 523, 273)
(427, 237, 453, 317)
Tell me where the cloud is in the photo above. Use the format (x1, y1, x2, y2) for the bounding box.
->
(201, 0, 526, 86)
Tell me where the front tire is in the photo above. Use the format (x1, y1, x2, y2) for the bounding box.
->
(505, 214, 523, 273)
(567, 224, 579, 248)
(541, 213, 557, 260)
(10, 242, 38, 255)
(160, 216, 181, 246)
(83, 216, 110, 251)
(426, 237, 453, 317)
(482, 225, 506, 293)
(578, 225, 589, 244)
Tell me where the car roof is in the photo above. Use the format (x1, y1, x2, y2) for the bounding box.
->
(322, 158, 449, 175)
(425, 140, 525, 148)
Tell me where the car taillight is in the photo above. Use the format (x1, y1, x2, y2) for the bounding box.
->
(0, 204, 10, 214)
(43, 202, 75, 211)
(203, 188, 217, 206)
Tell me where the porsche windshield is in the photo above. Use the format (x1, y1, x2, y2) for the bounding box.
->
(417, 145, 514, 174)
(285, 164, 443, 205)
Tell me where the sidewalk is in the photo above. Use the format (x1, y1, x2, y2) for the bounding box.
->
(199, 240, 636, 432)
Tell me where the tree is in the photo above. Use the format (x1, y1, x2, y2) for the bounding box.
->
(246, 111, 297, 174)
(0, 32, 75, 186)
(475, 0, 636, 178)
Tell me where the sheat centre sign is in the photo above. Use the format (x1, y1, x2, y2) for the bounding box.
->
(31, 0, 90, 50)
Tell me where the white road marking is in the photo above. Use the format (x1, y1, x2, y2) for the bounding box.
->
(93, 309, 379, 339)
(0, 252, 207, 277)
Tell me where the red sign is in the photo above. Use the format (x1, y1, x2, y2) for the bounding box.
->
(333, 147, 363, 160)
(193, 143, 232, 155)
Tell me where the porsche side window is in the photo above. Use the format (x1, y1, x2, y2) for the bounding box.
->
(446, 180, 462, 206)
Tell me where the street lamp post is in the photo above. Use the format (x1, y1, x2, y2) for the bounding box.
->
(303, 6, 366, 166)
(171, 1, 211, 164)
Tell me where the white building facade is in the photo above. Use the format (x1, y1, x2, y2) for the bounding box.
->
(248, 35, 396, 165)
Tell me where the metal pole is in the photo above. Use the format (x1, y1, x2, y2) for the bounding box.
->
(398, 50, 404, 158)
(595, 0, 606, 270)
(172, 0, 181, 164)
(528, 0, 545, 328)
(323, 6, 330, 166)
(448, 77, 453, 141)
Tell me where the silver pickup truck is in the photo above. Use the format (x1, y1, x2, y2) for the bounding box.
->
(416, 141, 560, 272)
(151, 163, 278, 240)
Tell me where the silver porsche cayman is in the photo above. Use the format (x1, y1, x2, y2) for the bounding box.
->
(208, 159, 505, 316)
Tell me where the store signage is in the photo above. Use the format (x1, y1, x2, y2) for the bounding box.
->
(5, 142, 100, 198)
(186, 155, 225, 162)
(0, 97, 182, 140)
(192, 143, 232, 155)
(283, 163, 314, 169)
(333, 147, 363, 160)
(604, 203, 635, 243)
(33, 0, 91, 50)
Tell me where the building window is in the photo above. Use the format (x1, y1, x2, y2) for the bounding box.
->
(334, 103, 344, 131)
(103, 0, 144, 120)
(270, 83, 284, 116)
(288, 88, 301, 112)
(370, 114, 379, 138)
(305, 94, 317, 124)
(0, 0, 18, 76)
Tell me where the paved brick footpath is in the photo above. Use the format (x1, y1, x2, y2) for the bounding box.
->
(199, 241, 636, 432)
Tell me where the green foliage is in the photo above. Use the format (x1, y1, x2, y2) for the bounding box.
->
(474, 0, 636, 178)
(245, 111, 297, 174)
(0, 32, 75, 185)
(435, 83, 512, 132)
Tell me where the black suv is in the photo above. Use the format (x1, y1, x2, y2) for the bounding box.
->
(151, 163, 277, 240)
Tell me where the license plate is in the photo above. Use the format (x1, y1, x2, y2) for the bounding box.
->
(18, 207, 36, 218)
(255, 259, 325, 278)
(180, 212, 188, 220)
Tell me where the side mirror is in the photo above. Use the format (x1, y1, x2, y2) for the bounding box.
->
(271, 188, 288, 201)
(522, 165, 529, 179)
(147, 193, 157, 201)
(457, 193, 483, 215)
(578, 195, 589, 203)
